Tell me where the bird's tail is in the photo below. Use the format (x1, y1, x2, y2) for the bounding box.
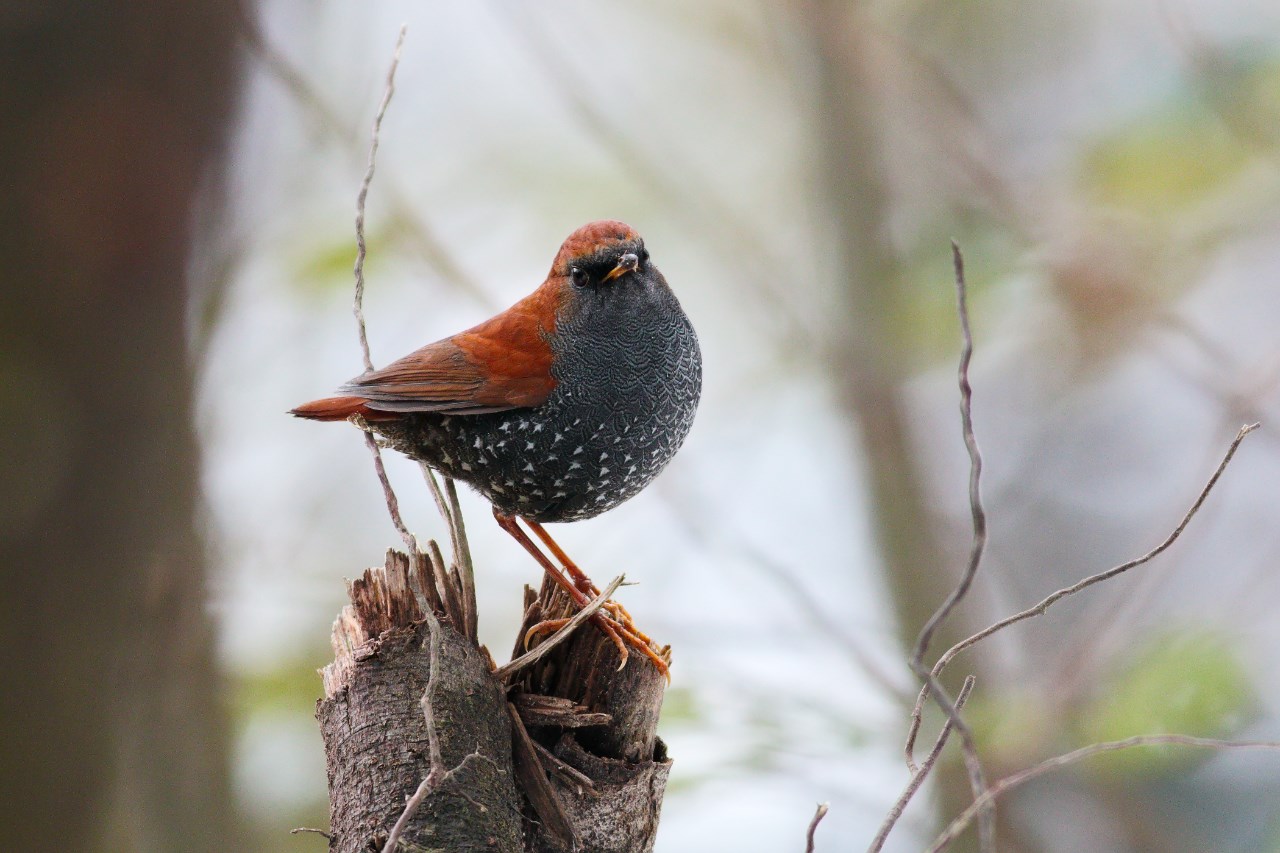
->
(289, 395, 399, 422)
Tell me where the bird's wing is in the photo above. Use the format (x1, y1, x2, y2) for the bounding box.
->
(336, 293, 558, 416)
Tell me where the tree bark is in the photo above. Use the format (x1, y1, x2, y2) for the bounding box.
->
(318, 548, 670, 852)
(511, 576, 671, 852)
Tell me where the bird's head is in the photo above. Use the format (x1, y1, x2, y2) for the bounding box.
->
(549, 220, 653, 291)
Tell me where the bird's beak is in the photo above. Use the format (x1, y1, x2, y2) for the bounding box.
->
(602, 253, 640, 282)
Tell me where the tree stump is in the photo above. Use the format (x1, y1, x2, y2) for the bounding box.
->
(317, 547, 670, 852)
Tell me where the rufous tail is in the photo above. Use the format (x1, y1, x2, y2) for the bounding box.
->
(289, 395, 400, 422)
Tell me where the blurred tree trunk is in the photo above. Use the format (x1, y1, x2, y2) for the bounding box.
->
(798, 3, 1007, 850)
(0, 2, 242, 850)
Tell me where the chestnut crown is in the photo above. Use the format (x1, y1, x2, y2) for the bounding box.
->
(550, 220, 651, 287)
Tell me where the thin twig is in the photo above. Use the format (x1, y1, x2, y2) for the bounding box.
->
(446, 478, 479, 641)
(901, 244, 995, 851)
(493, 575, 625, 681)
(354, 24, 406, 375)
(868, 676, 976, 853)
(421, 464, 454, 530)
(908, 242, 986, 692)
(925, 735, 1280, 853)
(805, 802, 829, 853)
(236, 11, 492, 307)
(381, 618, 488, 853)
(289, 827, 332, 839)
(421, 465, 475, 640)
(357, 426, 421, 577)
(906, 423, 1261, 762)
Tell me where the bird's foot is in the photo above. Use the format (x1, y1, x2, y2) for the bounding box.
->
(524, 610, 670, 680)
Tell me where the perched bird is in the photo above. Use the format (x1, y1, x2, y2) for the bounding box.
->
(292, 221, 702, 674)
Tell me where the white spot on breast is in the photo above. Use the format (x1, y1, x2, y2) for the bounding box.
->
(574, 446, 583, 455)
(599, 451, 609, 461)
(460, 462, 472, 471)
(523, 463, 535, 472)
(568, 462, 581, 471)
(600, 467, 610, 476)
(532, 423, 544, 433)
(525, 441, 535, 450)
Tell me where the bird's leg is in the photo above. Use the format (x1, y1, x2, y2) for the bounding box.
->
(495, 510, 669, 677)
(522, 518, 642, 634)
(522, 519, 598, 594)
(493, 511, 630, 668)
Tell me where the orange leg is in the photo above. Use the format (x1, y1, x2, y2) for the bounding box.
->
(523, 519, 652, 643)
(494, 510, 668, 677)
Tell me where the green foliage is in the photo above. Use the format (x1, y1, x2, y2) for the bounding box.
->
(1074, 46, 1280, 221)
(1080, 103, 1248, 218)
(1075, 630, 1256, 776)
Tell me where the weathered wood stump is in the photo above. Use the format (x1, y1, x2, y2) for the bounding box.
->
(316, 547, 670, 852)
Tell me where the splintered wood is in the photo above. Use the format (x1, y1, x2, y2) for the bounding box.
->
(318, 545, 671, 852)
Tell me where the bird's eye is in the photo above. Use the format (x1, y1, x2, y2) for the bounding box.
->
(570, 267, 589, 287)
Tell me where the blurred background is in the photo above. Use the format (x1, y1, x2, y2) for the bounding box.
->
(5, 0, 1280, 850)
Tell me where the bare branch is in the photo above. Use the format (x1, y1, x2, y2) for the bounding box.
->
(354, 424, 422, 583)
(925, 735, 1280, 853)
(446, 478, 478, 642)
(901, 243, 996, 850)
(353, 24, 406, 375)
(907, 423, 1261, 760)
(421, 466, 478, 642)
(868, 676, 975, 853)
(493, 575, 625, 681)
(805, 802, 829, 853)
(381, 618, 490, 853)
(909, 242, 986, 682)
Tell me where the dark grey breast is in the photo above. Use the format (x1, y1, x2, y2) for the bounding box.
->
(377, 257, 701, 523)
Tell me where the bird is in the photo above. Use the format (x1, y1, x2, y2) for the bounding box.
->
(292, 220, 702, 676)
